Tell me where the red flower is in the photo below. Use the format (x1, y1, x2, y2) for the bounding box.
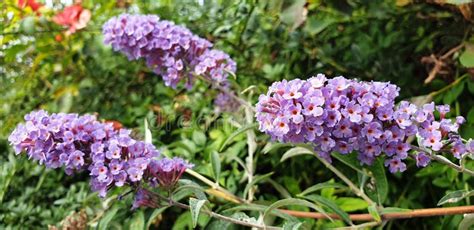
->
(18, 0, 43, 12)
(55, 34, 63, 42)
(53, 4, 91, 34)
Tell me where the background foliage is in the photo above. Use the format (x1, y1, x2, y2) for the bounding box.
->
(1, 0, 474, 229)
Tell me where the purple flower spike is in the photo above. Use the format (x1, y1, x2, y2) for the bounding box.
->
(255, 74, 468, 173)
(103, 14, 236, 89)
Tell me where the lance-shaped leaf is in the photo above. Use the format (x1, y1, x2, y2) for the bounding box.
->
(437, 190, 474, 206)
(219, 123, 258, 152)
(263, 198, 331, 221)
(304, 195, 352, 225)
(189, 198, 207, 228)
(280, 146, 314, 162)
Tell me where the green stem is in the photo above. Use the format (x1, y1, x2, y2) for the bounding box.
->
(313, 153, 376, 206)
(154, 193, 281, 230)
(428, 74, 469, 98)
(411, 145, 474, 177)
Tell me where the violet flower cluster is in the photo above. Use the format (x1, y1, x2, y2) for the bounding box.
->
(8, 110, 192, 201)
(102, 14, 236, 89)
(256, 74, 473, 173)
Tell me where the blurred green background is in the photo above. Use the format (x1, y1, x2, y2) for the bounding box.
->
(1, 0, 474, 229)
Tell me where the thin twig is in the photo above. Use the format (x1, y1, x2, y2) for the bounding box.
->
(185, 168, 246, 204)
(430, 154, 474, 177)
(410, 145, 474, 177)
(313, 154, 376, 206)
(423, 43, 465, 84)
(280, 205, 474, 221)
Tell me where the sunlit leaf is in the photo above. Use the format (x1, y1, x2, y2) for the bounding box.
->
(98, 206, 119, 230)
(335, 197, 369, 212)
(146, 207, 168, 229)
(380, 207, 412, 214)
(211, 151, 221, 182)
(129, 210, 145, 230)
(189, 198, 207, 228)
(298, 181, 347, 197)
(459, 213, 474, 230)
(437, 190, 474, 206)
(368, 204, 381, 222)
(144, 119, 152, 144)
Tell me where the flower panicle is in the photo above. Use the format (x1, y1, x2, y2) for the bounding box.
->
(8, 110, 192, 202)
(102, 14, 236, 90)
(255, 74, 473, 173)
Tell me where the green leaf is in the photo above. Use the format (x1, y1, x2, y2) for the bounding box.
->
(304, 16, 336, 35)
(460, 47, 474, 68)
(467, 80, 474, 94)
(172, 212, 193, 230)
(144, 119, 152, 144)
(262, 142, 293, 154)
(20, 17, 36, 34)
(173, 180, 207, 201)
(268, 179, 292, 198)
(189, 198, 207, 228)
(210, 151, 221, 182)
(280, 146, 314, 162)
(207, 212, 258, 230)
(129, 210, 145, 230)
(0, 157, 16, 203)
(243, 172, 274, 199)
(280, 0, 307, 31)
(230, 212, 258, 225)
(437, 190, 474, 206)
(367, 158, 388, 203)
(283, 221, 303, 230)
(4, 44, 28, 62)
(305, 195, 352, 225)
(333, 152, 364, 172)
(467, 107, 474, 124)
(263, 198, 330, 221)
(368, 204, 381, 222)
(146, 207, 168, 229)
(443, 81, 465, 105)
(98, 206, 119, 230)
(459, 214, 474, 230)
(298, 181, 347, 197)
(192, 130, 207, 146)
(380, 207, 412, 214)
(335, 198, 369, 212)
(219, 123, 258, 151)
(224, 203, 297, 221)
